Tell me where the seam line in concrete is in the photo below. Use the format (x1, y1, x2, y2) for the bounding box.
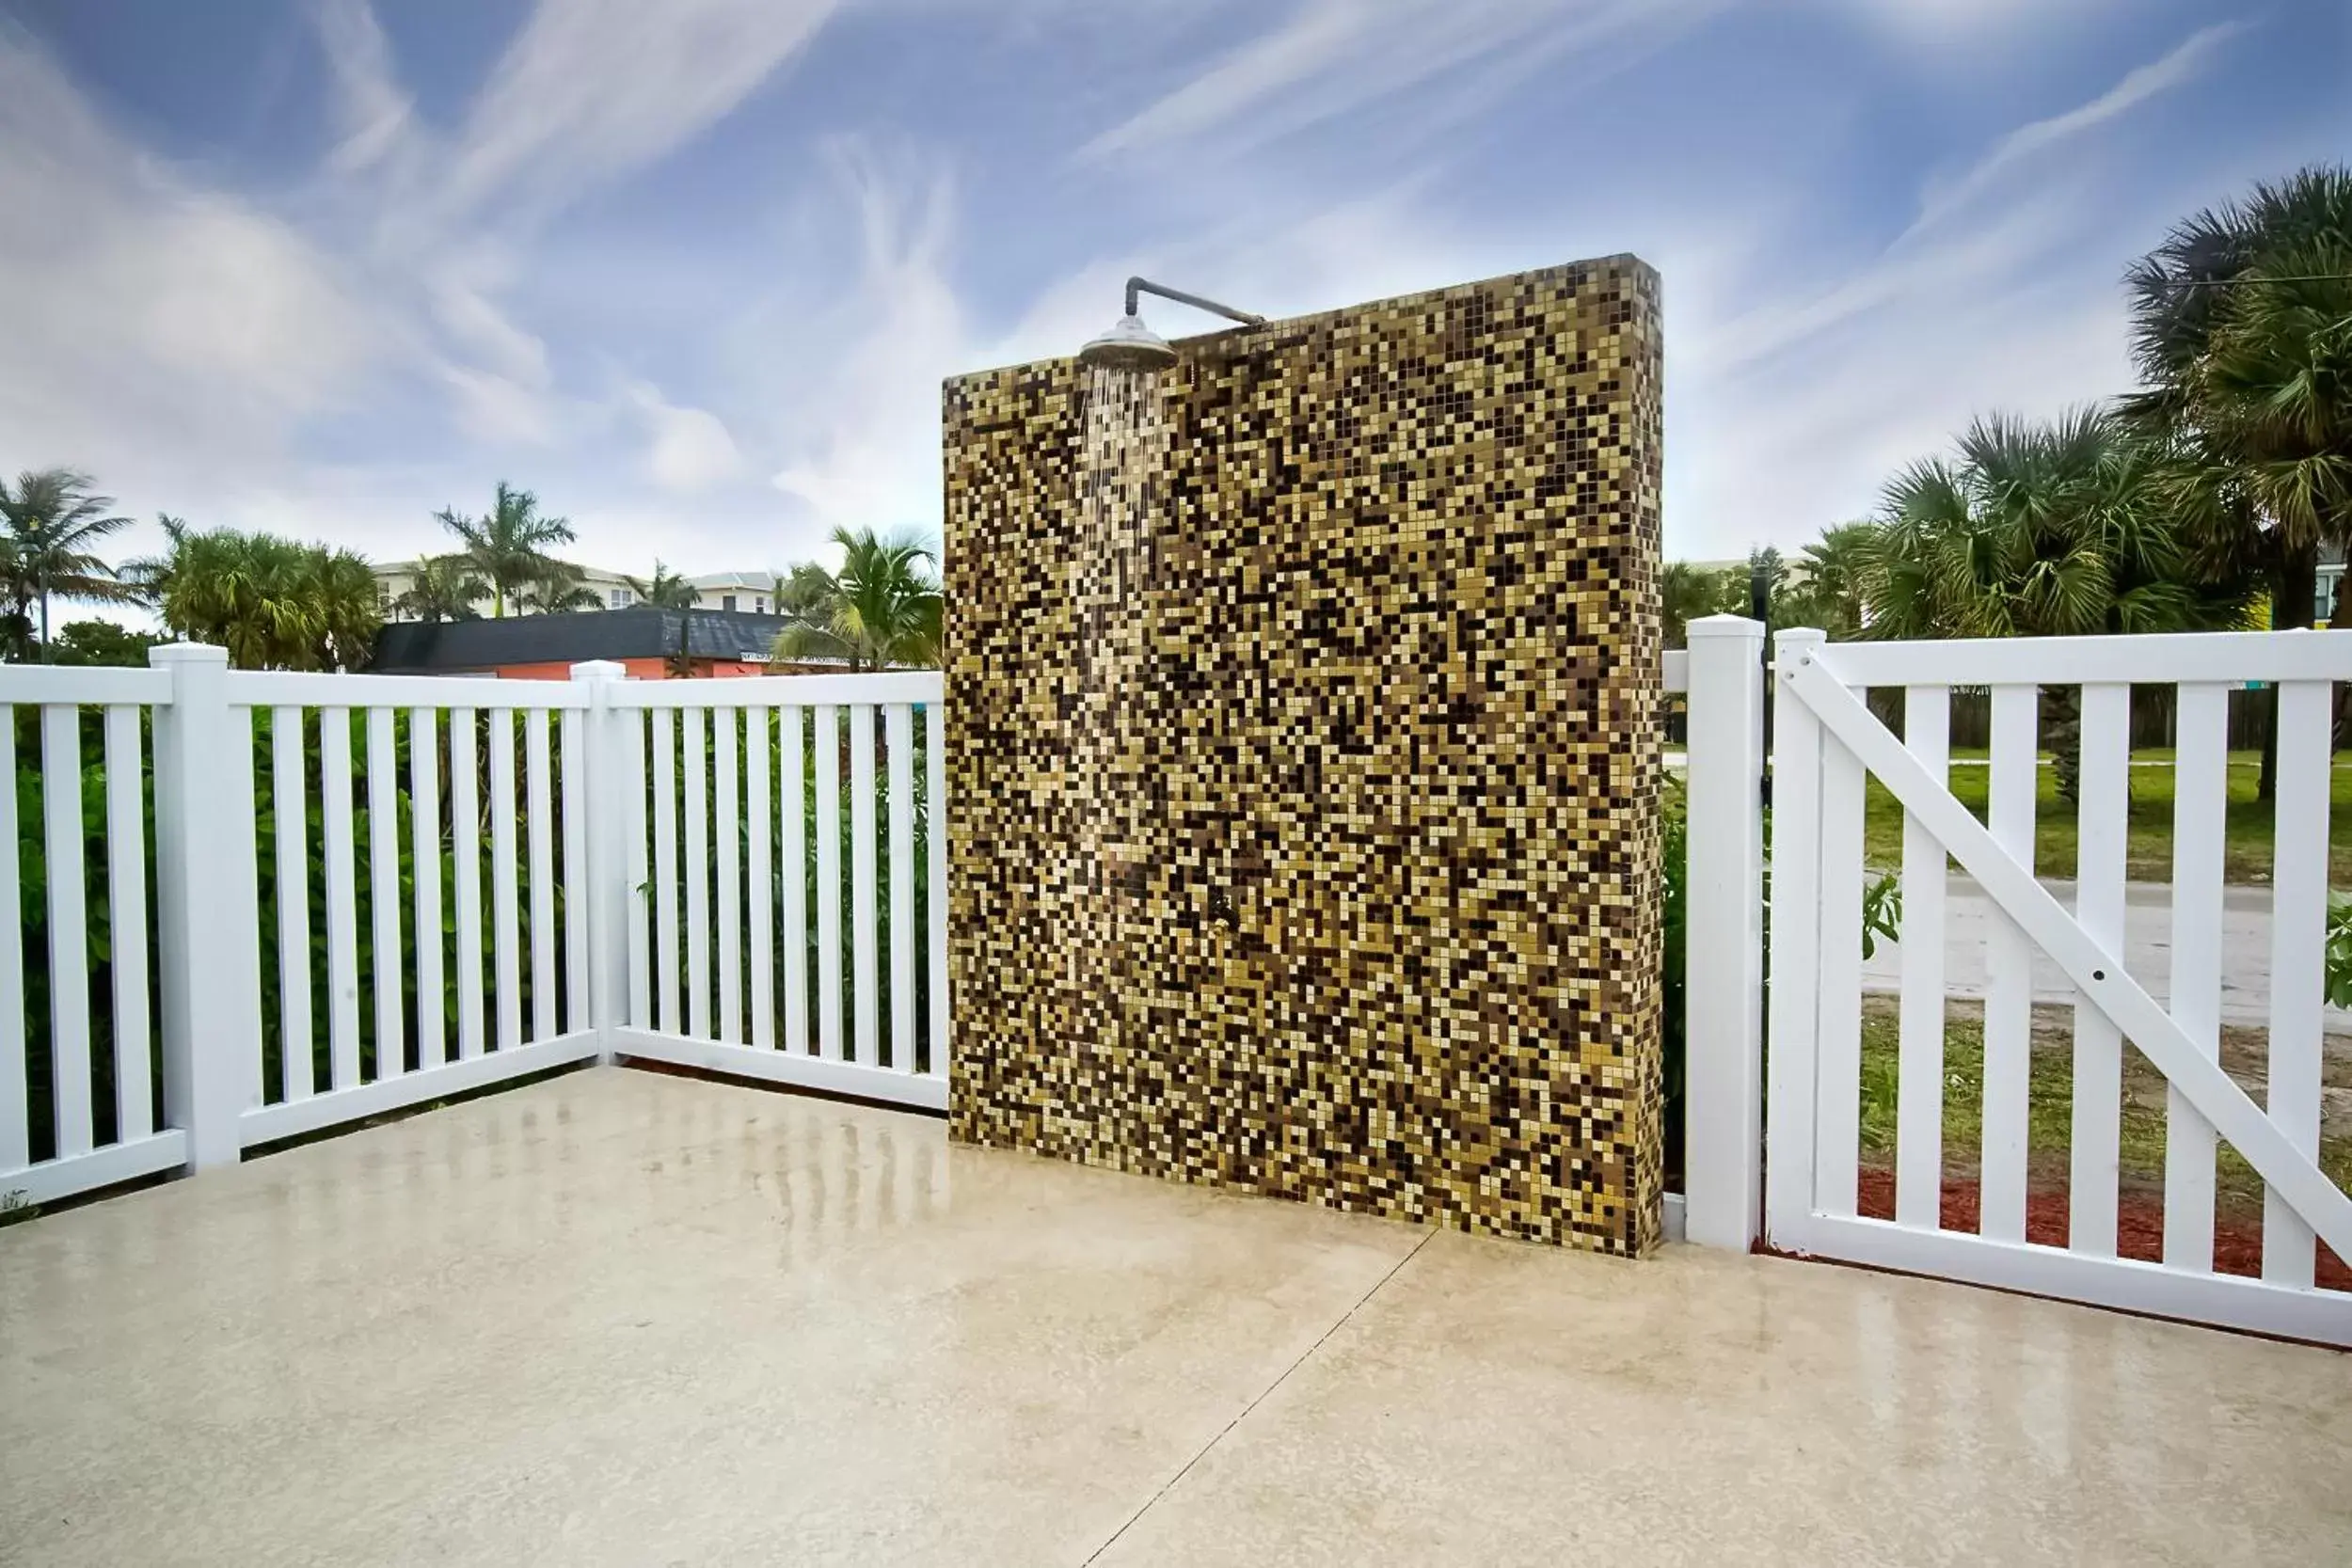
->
(1079, 1224, 1439, 1566)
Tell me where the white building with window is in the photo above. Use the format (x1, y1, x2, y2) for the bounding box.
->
(374, 562, 787, 621)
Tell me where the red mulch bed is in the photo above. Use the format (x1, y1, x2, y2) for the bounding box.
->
(1856, 1167, 2351, 1293)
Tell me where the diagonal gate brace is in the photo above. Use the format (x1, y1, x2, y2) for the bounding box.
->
(1788, 655, 2352, 1269)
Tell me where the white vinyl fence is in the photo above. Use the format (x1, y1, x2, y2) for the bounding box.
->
(606, 671, 950, 1111)
(1679, 616, 2351, 1345)
(0, 650, 948, 1211)
(11, 625, 2342, 1347)
(230, 672, 605, 1147)
(0, 664, 179, 1205)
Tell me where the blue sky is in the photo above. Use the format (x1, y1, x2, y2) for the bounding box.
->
(2, 0, 2345, 579)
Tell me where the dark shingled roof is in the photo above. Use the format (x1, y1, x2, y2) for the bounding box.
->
(372, 607, 799, 673)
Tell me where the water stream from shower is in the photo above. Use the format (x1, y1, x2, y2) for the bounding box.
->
(1073, 359, 1168, 1061)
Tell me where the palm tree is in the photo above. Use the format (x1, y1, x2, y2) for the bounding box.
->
(1867, 409, 2240, 799)
(625, 561, 701, 610)
(128, 519, 382, 671)
(1660, 562, 1737, 649)
(433, 482, 576, 617)
(512, 559, 601, 614)
(0, 468, 139, 660)
(2124, 165, 2352, 789)
(771, 528, 944, 670)
(1788, 521, 1880, 640)
(393, 555, 489, 623)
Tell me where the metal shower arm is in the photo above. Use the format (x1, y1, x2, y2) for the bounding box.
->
(1124, 277, 1264, 327)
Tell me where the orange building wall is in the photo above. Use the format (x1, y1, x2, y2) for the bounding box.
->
(461, 658, 774, 682)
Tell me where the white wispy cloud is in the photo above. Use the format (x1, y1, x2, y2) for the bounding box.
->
(1697, 21, 2243, 387)
(0, 32, 381, 501)
(631, 384, 747, 494)
(0, 0, 2312, 593)
(1079, 0, 1687, 163)
(429, 0, 839, 228)
(1828, 0, 2123, 52)
(1908, 20, 2249, 235)
(310, 0, 413, 176)
(307, 0, 846, 480)
(766, 139, 964, 540)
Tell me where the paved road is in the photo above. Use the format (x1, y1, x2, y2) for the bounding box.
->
(1859, 876, 2352, 1036)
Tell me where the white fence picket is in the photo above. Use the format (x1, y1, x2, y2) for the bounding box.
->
(850, 703, 880, 1069)
(103, 707, 152, 1141)
(887, 703, 915, 1070)
(1979, 684, 2038, 1243)
(526, 709, 557, 1043)
(1766, 630, 1826, 1231)
(451, 708, 485, 1060)
(716, 708, 742, 1046)
(623, 711, 650, 1031)
(2262, 680, 2329, 1287)
(783, 705, 808, 1055)
(367, 707, 405, 1080)
(816, 705, 842, 1062)
(925, 700, 948, 1077)
(41, 706, 93, 1158)
(2068, 683, 2130, 1257)
(561, 707, 589, 1034)
(747, 706, 774, 1052)
(1895, 685, 1947, 1230)
(652, 708, 680, 1036)
(320, 707, 362, 1090)
(489, 709, 522, 1053)
(272, 708, 314, 1101)
(684, 706, 710, 1041)
(0, 715, 22, 1170)
(1815, 725, 1865, 1220)
(2165, 684, 2229, 1272)
(410, 709, 445, 1069)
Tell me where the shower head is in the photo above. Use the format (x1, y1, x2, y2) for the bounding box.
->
(1076, 276, 1263, 372)
(1076, 311, 1179, 372)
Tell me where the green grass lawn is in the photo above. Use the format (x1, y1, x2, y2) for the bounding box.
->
(1856, 996, 2352, 1212)
(1860, 750, 2352, 885)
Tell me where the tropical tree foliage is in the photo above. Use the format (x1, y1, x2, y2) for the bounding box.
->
(127, 519, 382, 671)
(771, 528, 944, 669)
(2125, 165, 2352, 639)
(1865, 410, 2226, 641)
(2125, 164, 2352, 784)
(625, 561, 700, 610)
(393, 555, 489, 623)
(511, 559, 600, 613)
(433, 482, 576, 617)
(1865, 408, 2244, 798)
(0, 468, 138, 660)
(43, 620, 167, 667)
(1783, 522, 1879, 640)
(1660, 561, 1739, 648)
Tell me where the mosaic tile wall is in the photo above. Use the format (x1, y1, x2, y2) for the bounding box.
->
(943, 258, 1664, 1254)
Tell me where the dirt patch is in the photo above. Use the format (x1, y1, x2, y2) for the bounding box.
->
(1854, 1168, 2352, 1292)
(1852, 993, 2351, 1294)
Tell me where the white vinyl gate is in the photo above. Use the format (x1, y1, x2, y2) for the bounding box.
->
(1746, 626, 2351, 1345)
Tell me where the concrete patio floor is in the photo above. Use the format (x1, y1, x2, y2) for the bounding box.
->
(3, 1069, 2346, 1566)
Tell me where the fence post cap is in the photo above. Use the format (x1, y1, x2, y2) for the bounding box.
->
(147, 641, 229, 667)
(1772, 626, 1828, 649)
(1686, 614, 1766, 641)
(569, 659, 628, 680)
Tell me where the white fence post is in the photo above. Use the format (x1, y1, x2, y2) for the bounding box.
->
(574, 661, 629, 1065)
(149, 644, 260, 1170)
(1681, 615, 1767, 1250)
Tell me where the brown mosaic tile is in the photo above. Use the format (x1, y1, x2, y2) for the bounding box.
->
(942, 257, 1663, 1255)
